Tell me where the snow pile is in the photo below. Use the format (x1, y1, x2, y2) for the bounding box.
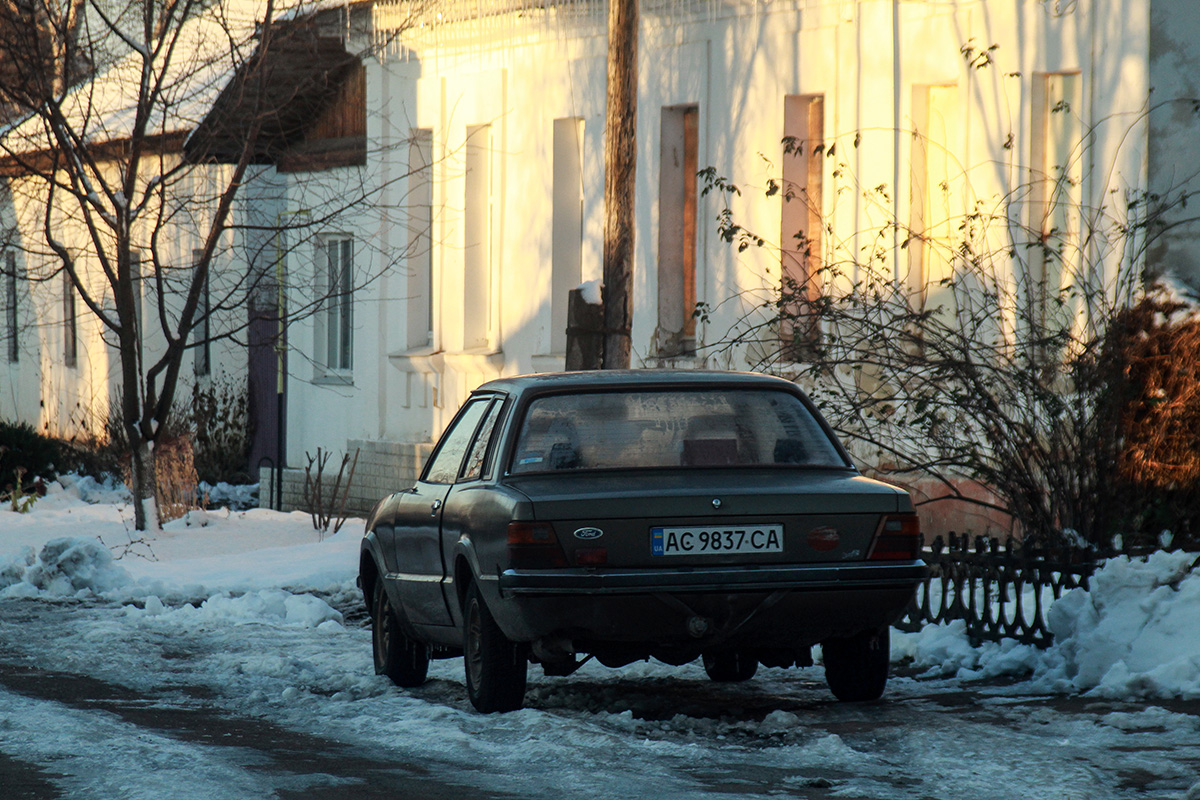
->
(1040, 550, 1200, 698)
(577, 278, 603, 305)
(898, 550, 1200, 699)
(126, 589, 344, 629)
(0, 537, 132, 597)
(56, 472, 132, 505)
(198, 481, 259, 510)
(893, 621, 1042, 680)
(32, 473, 132, 509)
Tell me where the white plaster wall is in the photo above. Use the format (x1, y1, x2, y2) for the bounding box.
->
(278, 0, 1160, 470)
(1148, 0, 1200, 289)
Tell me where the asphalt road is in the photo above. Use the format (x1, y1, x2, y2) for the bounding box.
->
(2, 596, 1199, 800)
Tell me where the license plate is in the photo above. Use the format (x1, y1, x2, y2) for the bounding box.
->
(651, 524, 784, 556)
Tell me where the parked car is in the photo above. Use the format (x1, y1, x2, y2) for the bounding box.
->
(359, 370, 926, 712)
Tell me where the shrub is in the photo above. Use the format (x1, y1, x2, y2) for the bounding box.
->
(1094, 288, 1200, 547)
(0, 421, 61, 491)
(191, 377, 253, 485)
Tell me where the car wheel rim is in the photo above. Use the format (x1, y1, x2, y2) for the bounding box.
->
(466, 599, 483, 690)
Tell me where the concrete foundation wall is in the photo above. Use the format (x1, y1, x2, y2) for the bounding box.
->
(259, 438, 433, 517)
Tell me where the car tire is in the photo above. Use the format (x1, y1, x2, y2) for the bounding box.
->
(821, 625, 890, 702)
(463, 581, 527, 713)
(702, 652, 759, 682)
(373, 581, 430, 688)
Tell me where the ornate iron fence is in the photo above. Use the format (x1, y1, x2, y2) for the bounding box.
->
(895, 533, 1101, 648)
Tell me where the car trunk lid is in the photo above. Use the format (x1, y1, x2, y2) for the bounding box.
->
(506, 470, 905, 568)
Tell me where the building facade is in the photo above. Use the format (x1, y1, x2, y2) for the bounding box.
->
(5, 0, 1200, 533)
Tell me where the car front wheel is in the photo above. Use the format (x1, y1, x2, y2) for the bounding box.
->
(821, 625, 890, 702)
(373, 581, 430, 688)
(463, 581, 527, 713)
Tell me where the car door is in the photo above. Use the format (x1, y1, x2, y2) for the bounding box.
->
(438, 396, 506, 623)
(391, 396, 493, 627)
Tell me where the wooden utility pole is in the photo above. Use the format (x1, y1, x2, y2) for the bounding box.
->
(601, 0, 637, 369)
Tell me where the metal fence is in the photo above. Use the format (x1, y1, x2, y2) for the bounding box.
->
(894, 533, 1101, 648)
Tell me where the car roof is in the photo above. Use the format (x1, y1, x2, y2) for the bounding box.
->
(474, 369, 800, 397)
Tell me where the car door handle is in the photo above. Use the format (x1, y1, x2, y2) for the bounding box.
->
(430, 500, 442, 515)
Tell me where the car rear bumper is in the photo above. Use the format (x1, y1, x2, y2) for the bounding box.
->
(497, 559, 927, 595)
(489, 560, 926, 649)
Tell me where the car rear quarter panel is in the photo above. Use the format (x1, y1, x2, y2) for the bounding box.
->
(441, 481, 533, 621)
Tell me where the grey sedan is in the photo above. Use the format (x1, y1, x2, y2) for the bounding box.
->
(359, 370, 926, 712)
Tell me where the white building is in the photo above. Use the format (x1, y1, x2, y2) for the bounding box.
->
(4, 0, 1200, 532)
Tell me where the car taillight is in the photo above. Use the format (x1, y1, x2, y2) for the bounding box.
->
(507, 522, 569, 568)
(869, 514, 921, 560)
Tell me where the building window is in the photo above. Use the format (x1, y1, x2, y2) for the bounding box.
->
(4, 250, 17, 364)
(317, 235, 354, 374)
(464, 124, 492, 351)
(657, 104, 699, 358)
(908, 85, 961, 308)
(780, 94, 824, 355)
(63, 268, 77, 368)
(193, 249, 211, 377)
(551, 117, 583, 355)
(1030, 72, 1083, 333)
(408, 128, 434, 350)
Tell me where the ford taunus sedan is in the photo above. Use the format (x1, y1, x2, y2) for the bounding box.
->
(359, 370, 926, 712)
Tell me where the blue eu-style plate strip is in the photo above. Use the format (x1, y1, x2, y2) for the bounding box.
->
(651, 527, 664, 556)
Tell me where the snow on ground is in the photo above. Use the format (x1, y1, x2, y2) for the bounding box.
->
(3, 480, 1200, 798)
(4, 477, 1200, 701)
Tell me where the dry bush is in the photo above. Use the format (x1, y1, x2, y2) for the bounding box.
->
(118, 434, 201, 523)
(303, 447, 359, 537)
(154, 435, 202, 522)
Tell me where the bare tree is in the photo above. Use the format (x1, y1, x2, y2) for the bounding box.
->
(0, 0, 430, 529)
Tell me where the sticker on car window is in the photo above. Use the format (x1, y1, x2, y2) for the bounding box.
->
(518, 453, 544, 465)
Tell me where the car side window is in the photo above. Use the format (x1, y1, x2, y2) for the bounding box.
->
(424, 398, 490, 484)
(461, 399, 504, 481)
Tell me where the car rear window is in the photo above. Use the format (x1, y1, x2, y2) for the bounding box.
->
(508, 389, 847, 474)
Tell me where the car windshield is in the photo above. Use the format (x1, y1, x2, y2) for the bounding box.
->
(508, 388, 847, 474)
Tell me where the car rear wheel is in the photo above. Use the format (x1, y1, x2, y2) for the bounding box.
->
(821, 625, 890, 702)
(463, 581, 527, 713)
(702, 652, 759, 682)
(373, 581, 430, 688)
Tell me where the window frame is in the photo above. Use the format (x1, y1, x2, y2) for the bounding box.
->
(780, 93, 825, 356)
(314, 233, 355, 379)
(502, 387, 853, 477)
(657, 104, 700, 358)
(422, 395, 498, 485)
